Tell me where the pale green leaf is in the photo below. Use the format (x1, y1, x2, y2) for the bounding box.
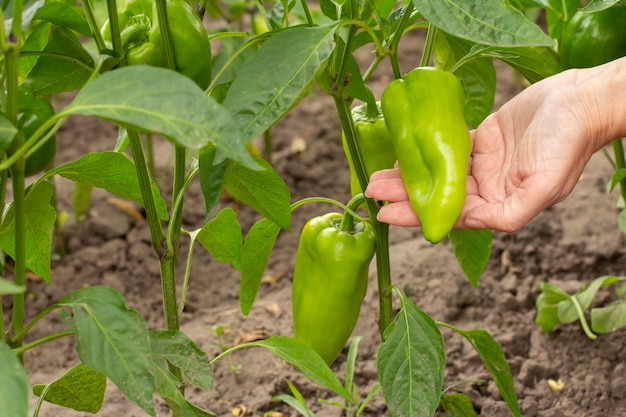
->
(0, 342, 28, 417)
(0, 114, 18, 152)
(591, 301, 626, 333)
(0, 277, 25, 295)
(441, 392, 477, 417)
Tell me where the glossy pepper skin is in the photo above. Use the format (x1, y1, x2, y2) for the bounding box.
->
(292, 213, 375, 365)
(560, 5, 626, 69)
(102, 0, 212, 89)
(15, 91, 56, 177)
(381, 67, 471, 244)
(342, 102, 397, 196)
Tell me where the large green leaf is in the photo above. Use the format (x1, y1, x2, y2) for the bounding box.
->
(246, 336, 351, 401)
(442, 325, 521, 417)
(32, 363, 106, 413)
(224, 158, 291, 232)
(150, 330, 213, 390)
(239, 217, 281, 315)
(19, 22, 51, 81)
(59, 66, 258, 169)
(0, 181, 56, 283)
(47, 151, 169, 221)
(57, 286, 156, 416)
(0, 342, 28, 417)
(223, 24, 336, 143)
(592, 300, 626, 333)
(195, 208, 242, 269)
(377, 288, 446, 417)
(494, 46, 562, 83)
(413, 0, 555, 47)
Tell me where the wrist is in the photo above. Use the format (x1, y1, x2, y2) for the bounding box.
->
(578, 57, 626, 149)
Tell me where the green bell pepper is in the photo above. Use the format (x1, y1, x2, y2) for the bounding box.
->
(13, 91, 56, 177)
(560, 5, 626, 69)
(102, 0, 212, 89)
(342, 102, 397, 196)
(292, 211, 375, 365)
(381, 67, 471, 244)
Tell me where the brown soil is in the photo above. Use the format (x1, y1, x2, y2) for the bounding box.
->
(9, 33, 626, 417)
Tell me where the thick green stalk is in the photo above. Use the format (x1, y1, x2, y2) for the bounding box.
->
(333, 95, 393, 338)
(388, 2, 415, 79)
(419, 22, 436, 68)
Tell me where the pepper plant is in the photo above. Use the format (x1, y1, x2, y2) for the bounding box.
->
(0, 0, 614, 417)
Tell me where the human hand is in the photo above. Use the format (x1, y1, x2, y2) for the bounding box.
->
(366, 61, 625, 232)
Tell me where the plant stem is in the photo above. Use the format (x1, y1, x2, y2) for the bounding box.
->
(83, 0, 107, 51)
(612, 139, 626, 204)
(340, 193, 367, 232)
(419, 22, 436, 68)
(333, 96, 393, 338)
(12, 330, 75, 356)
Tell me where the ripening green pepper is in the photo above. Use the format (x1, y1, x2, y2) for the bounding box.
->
(560, 5, 626, 69)
(342, 102, 397, 196)
(102, 0, 212, 89)
(14, 91, 56, 177)
(292, 212, 375, 365)
(381, 67, 471, 244)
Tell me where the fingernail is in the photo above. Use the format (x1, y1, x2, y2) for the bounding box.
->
(465, 218, 486, 229)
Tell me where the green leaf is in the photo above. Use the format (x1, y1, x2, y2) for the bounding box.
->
(225, 158, 291, 231)
(440, 392, 478, 417)
(448, 229, 492, 287)
(59, 66, 258, 170)
(377, 288, 446, 417)
(56, 286, 156, 417)
(198, 146, 227, 218)
(0, 342, 28, 417)
(535, 282, 571, 332)
(494, 46, 562, 83)
(19, 22, 51, 81)
(195, 208, 242, 269)
(0, 277, 24, 295)
(22, 27, 94, 95)
(581, 0, 622, 12)
(443, 325, 521, 417)
(607, 167, 626, 193)
(48, 151, 169, 221)
(71, 181, 93, 223)
(558, 276, 624, 323)
(150, 330, 213, 390)
(32, 363, 106, 413)
(3, 0, 46, 32)
(223, 25, 336, 143)
(0, 114, 18, 151)
(246, 336, 351, 401)
(152, 358, 216, 417)
(413, 0, 555, 47)
(33, 2, 91, 36)
(591, 300, 626, 333)
(239, 217, 281, 315)
(434, 33, 496, 128)
(0, 181, 56, 283)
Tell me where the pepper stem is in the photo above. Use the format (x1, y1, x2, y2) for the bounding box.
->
(340, 193, 366, 232)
